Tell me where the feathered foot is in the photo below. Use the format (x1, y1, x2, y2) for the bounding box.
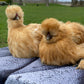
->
(76, 59, 84, 69)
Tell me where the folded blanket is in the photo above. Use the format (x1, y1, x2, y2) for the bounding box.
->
(5, 67, 84, 84)
(0, 47, 37, 84)
(0, 47, 84, 84)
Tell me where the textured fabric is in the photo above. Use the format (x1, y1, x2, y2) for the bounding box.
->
(0, 47, 84, 84)
(5, 67, 84, 84)
(0, 47, 37, 84)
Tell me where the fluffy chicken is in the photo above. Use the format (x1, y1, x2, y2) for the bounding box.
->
(39, 18, 84, 69)
(6, 5, 42, 58)
(51, 19, 84, 44)
(65, 21, 84, 44)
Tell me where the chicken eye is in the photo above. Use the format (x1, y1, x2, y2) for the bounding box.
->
(42, 31, 47, 36)
(51, 32, 58, 37)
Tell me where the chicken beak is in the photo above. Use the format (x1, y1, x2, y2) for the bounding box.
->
(16, 16, 19, 20)
(13, 13, 20, 20)
(46, 33, 52, 40)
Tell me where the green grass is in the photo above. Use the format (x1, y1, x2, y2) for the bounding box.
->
(0, 4, 84, 48)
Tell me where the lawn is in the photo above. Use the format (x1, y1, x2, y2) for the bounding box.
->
(0, 4, 84, 48)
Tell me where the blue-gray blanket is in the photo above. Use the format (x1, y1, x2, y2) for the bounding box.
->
(0, 47, 84, 84)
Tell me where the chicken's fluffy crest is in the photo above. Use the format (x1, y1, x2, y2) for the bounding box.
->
(41, 18, 60, 30)
(6, 5, 24, 19)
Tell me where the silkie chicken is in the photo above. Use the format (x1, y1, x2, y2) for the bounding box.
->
(51, 19, 84, 45)
(65, 21, 84, 44)
(6, 5, 42, 58)
(39, 18, 84, 69)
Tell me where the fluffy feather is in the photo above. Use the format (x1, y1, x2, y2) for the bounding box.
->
(39, 18, 84, 68)
(6, 5, 42, 58)
(76, 59, 84, 69)
(64, 21, 84, 44)
(51, 19, 84, 44)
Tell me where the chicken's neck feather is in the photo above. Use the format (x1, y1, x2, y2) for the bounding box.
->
(7, 19, 25, 29)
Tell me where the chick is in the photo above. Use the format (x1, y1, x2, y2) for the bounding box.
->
(6, 5, 42, 58)
(39, 18, 84, 68)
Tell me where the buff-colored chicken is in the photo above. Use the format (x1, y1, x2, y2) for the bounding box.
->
(39, 18, 84, 69)
(52, 19, 84, 44)
(6, 5, 42, 58)
(65, 21, 84, 44)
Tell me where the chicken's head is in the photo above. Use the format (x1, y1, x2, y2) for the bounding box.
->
(6, 5, 24, 20)
(41, 18, 62, 43)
